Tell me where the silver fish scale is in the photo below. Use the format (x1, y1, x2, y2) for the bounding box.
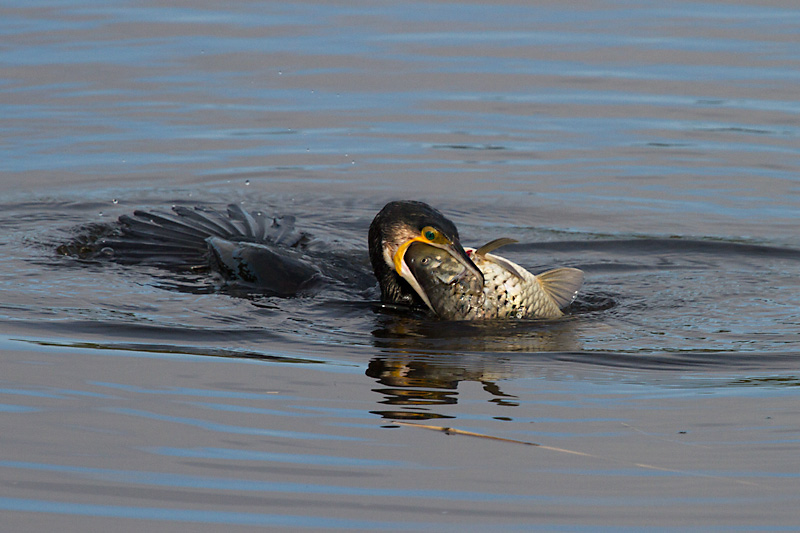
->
(473, 254, 563, 319)
(404, 242, 575, 320)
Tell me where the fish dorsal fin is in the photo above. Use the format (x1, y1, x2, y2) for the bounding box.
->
(536, 267, 585, 309)
(474, 237, 518, 256)
(474, 238, 526, 280)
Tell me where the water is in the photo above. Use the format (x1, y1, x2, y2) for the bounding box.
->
(2, 0, 800, 530)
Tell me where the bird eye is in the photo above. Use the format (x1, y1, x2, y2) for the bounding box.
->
(422, 226, 437, 241)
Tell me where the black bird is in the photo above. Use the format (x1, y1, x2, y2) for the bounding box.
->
(368, 200, 483, 308)
(67, 200, 482, 311)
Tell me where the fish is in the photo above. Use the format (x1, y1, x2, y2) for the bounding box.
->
(403, 238, 584, 320)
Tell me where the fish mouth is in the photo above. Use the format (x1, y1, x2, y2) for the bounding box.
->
(393, 236, 483, 314)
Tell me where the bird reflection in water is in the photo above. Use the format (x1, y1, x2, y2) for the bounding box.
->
(367, 313, 582, 420)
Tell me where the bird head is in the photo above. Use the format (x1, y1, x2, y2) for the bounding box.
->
(368, 200, 483, 312)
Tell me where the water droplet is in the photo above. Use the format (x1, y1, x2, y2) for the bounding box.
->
(245, 179, 250, 186)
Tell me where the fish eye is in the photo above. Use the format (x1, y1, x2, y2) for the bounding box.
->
(421, 226, 438, 241)
(421, 257, 430, 265)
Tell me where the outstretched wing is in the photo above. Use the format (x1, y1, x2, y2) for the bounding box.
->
(97, 204, 312, 271)
(79, 204, 324, 296)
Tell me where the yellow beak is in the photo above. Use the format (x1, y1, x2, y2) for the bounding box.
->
(392, 236, 483, 313)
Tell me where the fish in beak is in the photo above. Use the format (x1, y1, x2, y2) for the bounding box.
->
(392, 232, 484, 313)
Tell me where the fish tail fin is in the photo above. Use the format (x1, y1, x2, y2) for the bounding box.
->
(537, 267, 584, 309)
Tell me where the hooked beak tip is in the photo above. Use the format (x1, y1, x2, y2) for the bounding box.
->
(444, 241, 484, 286)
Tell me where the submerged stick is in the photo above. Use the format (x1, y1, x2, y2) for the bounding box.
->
(394, 420, 766, 488)
(393, 421, 593, 456)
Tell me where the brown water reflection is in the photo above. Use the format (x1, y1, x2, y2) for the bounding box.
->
(367, 354, 520, 420)
(371, 313, 583, 353)
(368, 316, 581, 418)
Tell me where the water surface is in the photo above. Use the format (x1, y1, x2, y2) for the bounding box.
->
(2, 0, 800, 530)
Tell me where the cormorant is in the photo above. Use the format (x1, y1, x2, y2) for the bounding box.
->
(61, 200, 581, 319)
